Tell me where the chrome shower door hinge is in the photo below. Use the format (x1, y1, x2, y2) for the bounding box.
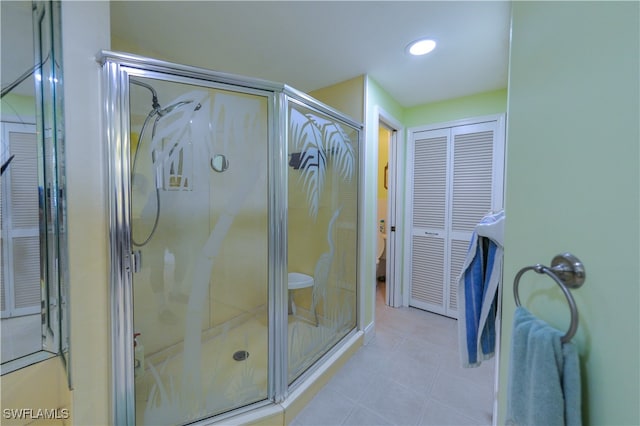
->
(131, 250, 142, 273)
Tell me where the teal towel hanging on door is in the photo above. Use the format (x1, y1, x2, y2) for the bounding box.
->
(506, 307, 582, 426)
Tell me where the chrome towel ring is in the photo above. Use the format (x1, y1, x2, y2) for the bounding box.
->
(513, 253, 586, 343)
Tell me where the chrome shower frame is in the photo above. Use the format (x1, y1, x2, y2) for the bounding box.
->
(99, 51, 362, 425)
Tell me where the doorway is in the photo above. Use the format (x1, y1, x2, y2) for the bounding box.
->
(373, 108, 404, 313)
(376, 124, 391, 298)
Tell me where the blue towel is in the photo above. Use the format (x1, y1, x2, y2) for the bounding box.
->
(457, 210, 504, 367)
(507, 307, 582, 426)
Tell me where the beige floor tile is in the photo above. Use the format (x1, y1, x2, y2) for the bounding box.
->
(388, 355, 439, 398)
(419, 399, 488, 426)
(343, 405, 394, 426)
(429, 371, 494, 424)
(291, 282, 495, 426)
(368, 325, 405, 352)
(408, 320, 458, 350)
(359, 376, 428, 426)
(323, 358, 376, 403)
(439, 349, 495, 388)
(291, 386, 355, 426)
(346, 343, 395, 375)
(393, 335, 447, 368)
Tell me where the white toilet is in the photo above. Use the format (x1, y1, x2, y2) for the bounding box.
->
(376, 233, 386, 281)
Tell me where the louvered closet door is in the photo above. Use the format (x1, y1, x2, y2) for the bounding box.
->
(408, 120, 501, 319)
(409, 129, 450, 315)
(0, 124, 41, 318)
(448, 122, 497, 317)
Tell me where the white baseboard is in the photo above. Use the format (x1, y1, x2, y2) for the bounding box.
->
(363, 321, 375, 344)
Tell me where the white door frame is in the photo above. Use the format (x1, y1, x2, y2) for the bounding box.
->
(373, 106, 404, 309)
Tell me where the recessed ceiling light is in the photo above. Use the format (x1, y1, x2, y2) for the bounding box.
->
(407, 39, 436, 56)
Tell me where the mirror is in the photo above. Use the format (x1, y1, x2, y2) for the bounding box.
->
(0, 0, 69, 379)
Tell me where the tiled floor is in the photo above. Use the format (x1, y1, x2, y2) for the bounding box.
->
(291, 282, 495, 426)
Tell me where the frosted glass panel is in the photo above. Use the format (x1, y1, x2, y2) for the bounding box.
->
(130, 76, 269, 423)
(287, 102, 359, 383)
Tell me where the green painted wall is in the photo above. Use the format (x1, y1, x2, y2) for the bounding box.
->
(498, 2, 639, 424)
(366, 78, 405, 123)
(363, 78, 404, 326)
(404, 88, 507, 128)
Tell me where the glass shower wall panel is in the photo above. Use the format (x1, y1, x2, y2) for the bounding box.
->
(129, 76, 269, 424)
(286, 100, 359, 383)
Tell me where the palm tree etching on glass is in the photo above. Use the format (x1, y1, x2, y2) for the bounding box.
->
(288, 106, 357, 376)
(140, 91, 266, 424)
(289, 107, 355, 220)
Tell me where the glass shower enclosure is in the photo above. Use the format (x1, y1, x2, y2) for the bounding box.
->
(101, 52, 360, 425)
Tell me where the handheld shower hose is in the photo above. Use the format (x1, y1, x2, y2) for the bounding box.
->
(130, 80, 197, 247)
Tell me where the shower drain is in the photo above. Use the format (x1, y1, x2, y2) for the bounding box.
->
(233, 350, 250, 361)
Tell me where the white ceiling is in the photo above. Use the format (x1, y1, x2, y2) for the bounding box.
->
(110, 1, 512, 107)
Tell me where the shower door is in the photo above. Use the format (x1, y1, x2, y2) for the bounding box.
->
(105, 51, 362, 426)
(286, 100, 359, 383)
(127, 74, 270, 425)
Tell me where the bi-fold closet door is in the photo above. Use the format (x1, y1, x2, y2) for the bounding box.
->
(1, 123, 41, 319)
(407, 119, 504, 318)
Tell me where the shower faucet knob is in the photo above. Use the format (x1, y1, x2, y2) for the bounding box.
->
(211, 154, 229, 172)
